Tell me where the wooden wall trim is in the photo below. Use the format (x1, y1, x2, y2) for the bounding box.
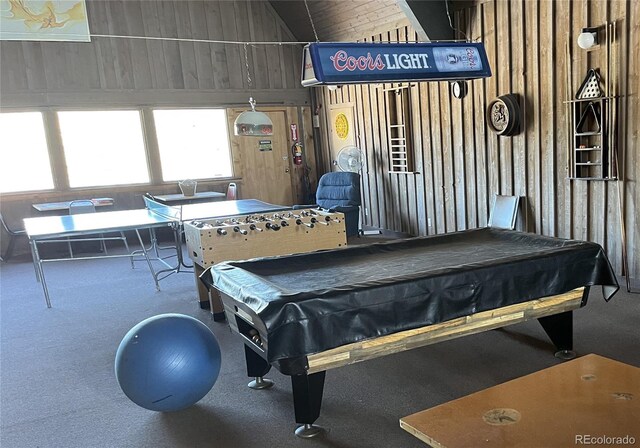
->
(0, 89, 311, 109)
(0, 0, 307, 102)
(140, 108, 163, 185)
(41, 111, 69, 191)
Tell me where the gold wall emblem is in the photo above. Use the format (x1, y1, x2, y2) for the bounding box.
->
(335, 113, 349, 140)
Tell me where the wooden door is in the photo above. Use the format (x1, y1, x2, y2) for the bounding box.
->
(227, 109, 295, 206)
(329, 104, 357, 169)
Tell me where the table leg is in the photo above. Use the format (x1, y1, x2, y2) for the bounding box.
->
(124, 232, 134, 269)
(194, 263, 226, 320)
(29, 239, 41, 283)
(175, 224, 193, 269)
(148, 224, 198, 280)
(292, 371, 326, 438)
(30, 240, 51, 308)
(193, 262, 210, 307)
(210, 290, 225, 321)
(134, 229, 161, 291)
(244, 345, 274, 390)
(538, 310, 574, 359)
(171, 224, 185, 268)
(150, 228, 162, 257)
(130, 228, 157, 264)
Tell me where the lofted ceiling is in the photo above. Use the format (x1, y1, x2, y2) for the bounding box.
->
(268, 0, 458, 43)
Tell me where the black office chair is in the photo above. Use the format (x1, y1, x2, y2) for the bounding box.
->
(488, 195, 520, 230)
(0, 212, 27, 262)
(294, 172, 361, 237)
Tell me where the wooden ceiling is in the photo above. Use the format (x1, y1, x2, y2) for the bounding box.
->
(268, 0, 409, 42)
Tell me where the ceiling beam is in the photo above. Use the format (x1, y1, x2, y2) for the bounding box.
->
(396, 0, 455, 41)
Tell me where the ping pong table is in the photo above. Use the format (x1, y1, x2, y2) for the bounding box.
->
(152, 191, 226, 205)
(32, 198, 115, 212)
(23, 198, 289, 308)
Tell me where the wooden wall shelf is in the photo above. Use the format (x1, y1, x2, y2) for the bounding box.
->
(568, 96, 617, 180)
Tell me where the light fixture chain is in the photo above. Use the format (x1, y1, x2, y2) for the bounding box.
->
(243, 43, 252, 87)
(303, 0, 319, 42)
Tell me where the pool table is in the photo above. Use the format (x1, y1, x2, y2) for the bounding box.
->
(201, 228, 618, 437)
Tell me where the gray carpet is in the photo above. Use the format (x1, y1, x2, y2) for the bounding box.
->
(1, 243, 639, 448)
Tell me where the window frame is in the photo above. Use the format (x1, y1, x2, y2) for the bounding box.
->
(56, 108, 152, 189)
(0, 105, 238, 197)
(151, 107, 235, 182)
(0, 109, 56, 194)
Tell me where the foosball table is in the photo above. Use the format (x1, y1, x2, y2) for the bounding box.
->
(184, 208, 347, 319)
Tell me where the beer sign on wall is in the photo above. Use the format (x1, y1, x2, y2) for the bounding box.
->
(301, 42, 491, 86)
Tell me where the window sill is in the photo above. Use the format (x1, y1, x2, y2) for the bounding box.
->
(0, 177, 243, 202)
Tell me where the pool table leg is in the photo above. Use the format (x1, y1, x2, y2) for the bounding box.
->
(538, 310, 575, 360)
(292, 371, 326, 438)
(244, 345, 274, 390)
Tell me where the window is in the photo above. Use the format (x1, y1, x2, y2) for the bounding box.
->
(0, 112, 54, 193)
(57, 110, 149, 188)
(386, 85, 415, 173)
(153, 109, 233, 181)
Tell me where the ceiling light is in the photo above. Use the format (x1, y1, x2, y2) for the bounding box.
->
(234, 97, 273, 137)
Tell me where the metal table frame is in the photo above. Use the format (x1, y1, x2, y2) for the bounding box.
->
(25, 210, 177, 308)
(24, 198, 290, 308)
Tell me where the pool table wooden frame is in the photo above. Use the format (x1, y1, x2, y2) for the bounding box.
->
(220, 286, 587, 437)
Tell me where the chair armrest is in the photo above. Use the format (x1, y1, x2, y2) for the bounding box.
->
(326, 205, 359, 214)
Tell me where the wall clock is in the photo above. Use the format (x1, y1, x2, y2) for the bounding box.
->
(451, 81, 468, 99)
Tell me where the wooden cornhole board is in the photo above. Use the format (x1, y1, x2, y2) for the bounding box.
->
(400, 354, 639, 447)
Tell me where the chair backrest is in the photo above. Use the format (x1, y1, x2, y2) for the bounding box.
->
(315, 172, 361, 209)
(488, 195, 520, 230)
(0, 212, 23, 235)
(69, 200, 96, 215)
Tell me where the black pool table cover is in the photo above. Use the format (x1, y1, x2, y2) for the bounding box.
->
(203, 228, 618, 365)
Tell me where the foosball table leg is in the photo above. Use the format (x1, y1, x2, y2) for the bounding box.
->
(209, 290, 226, 322)
(194, 262, 226, 320)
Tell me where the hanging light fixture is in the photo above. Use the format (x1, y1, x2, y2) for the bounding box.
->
(234, 44, 273, 137)
(234, 97, 273, 136)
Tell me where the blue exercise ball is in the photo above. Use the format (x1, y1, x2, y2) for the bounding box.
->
(115, 313, 221, 412)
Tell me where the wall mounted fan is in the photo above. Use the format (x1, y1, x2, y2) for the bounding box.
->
(335, 146, 364, 172)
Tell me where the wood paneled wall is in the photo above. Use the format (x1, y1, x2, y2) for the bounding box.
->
(0, 0, 316, 257)
(270, 0, 408, 43)
(0, 0, 308, 107)
(315, 0, 639, 284)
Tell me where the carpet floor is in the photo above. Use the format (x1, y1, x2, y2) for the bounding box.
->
(1, 243, 638, 448)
